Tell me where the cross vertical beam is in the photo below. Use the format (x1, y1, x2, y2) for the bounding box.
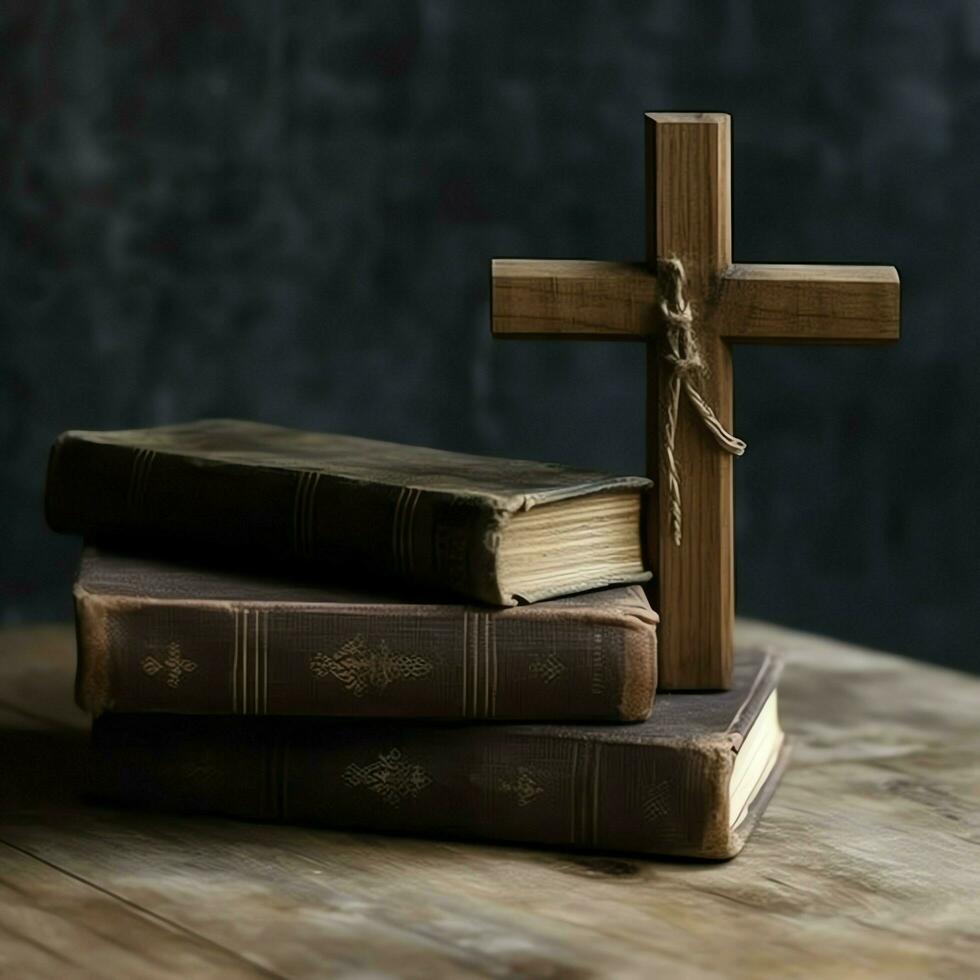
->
(646, 113, 734, 689)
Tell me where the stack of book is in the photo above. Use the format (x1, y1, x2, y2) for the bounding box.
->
(46, 418, 786, 859)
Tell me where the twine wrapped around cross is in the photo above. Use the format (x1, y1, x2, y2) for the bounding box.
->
(657, 257, 746, 546)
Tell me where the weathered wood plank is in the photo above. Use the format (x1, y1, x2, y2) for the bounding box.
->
(490, 261, 901, 345)
(646, 112, 735, 690)
(491, 259, 657, 338)
(714, 264, 900, 343)
(0, 841, 274, 979)
(1, 624, 978, 978)
(2, 814, 682, 979)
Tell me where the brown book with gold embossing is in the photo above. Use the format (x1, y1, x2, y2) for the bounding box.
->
(90, 652, 785, 859)
(74, 547, 658, 722)
(46, 419, 651, 606)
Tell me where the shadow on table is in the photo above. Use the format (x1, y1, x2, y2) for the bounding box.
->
(0, 724, 92, 813)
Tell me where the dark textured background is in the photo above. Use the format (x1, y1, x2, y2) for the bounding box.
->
(2, 2, 978, 671)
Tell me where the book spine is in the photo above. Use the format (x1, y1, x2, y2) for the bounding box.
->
(75, 589, 657, 722)
(46, 437, 505, 604)
(91, 715, 734, 858)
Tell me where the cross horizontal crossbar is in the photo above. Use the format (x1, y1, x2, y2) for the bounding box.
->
(492, 259, 899, 343)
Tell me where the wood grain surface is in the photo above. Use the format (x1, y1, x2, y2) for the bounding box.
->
(644, 113, 736, 692)
(1, 622, 976, 978)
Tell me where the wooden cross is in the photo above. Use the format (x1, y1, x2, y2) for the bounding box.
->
(491, 112, 900, 690)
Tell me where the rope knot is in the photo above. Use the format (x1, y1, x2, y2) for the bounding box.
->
(657, 257, 746, 547)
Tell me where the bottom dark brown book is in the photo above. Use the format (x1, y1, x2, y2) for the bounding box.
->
(91, 650, 787, 859)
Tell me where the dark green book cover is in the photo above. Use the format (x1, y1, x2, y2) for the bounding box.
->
(47, 419, 651, 605)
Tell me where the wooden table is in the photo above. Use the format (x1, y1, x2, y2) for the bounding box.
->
(0, 622, 977, 978)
